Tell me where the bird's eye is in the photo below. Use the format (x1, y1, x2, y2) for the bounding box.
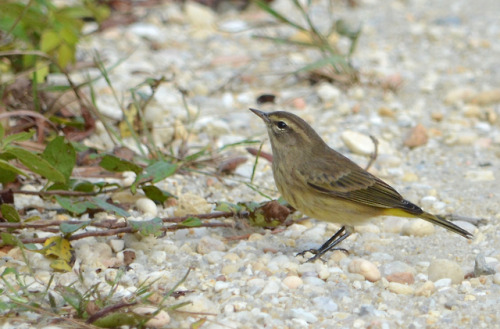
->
(276, 121, 288, 129)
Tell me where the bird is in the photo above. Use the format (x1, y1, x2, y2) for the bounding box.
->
(250, 108, 473, 262)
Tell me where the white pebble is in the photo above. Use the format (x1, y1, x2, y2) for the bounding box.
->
(134, 306, 170, 327)
(493, 273, 500, 285)
(262, 280, 280, 294)
(135, 198, 158, 216)
(387, 282, 414, 295)
(109, 239, 125, 252)
(341, 130, 375, 155)
(185, 1, 216, 28)
(434, 278, 452, 288)
(402, 219, 435, 237)
(290, 308, 318, 323)
(348, 258, 381, 282)
(465, 170, 495, 182)
(312, 296, 338, 312)
(197, 236, 226, 255)
(317, 82, 341, 102)
(428, 259, 464, 284)
(283, 276, 303, 289)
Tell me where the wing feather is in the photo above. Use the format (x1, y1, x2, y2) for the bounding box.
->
(298, 152, 422, 214)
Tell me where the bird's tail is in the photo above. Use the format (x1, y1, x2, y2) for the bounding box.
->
(419, 211, 473, 239)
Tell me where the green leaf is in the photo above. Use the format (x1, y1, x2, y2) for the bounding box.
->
(40, 30, 61, 52)
(294, 53, 351, 75)
(72, 181, 96, 193)
(42, 136, 76, 183)
(140, 161, 178, 183)
(142, 185, 174, 204)
(0, 159, 28, 179)
(180, 217, 202, 227)
(60, 221, 90, 234)
(0, 233, 23, 246)
(55, 196, 95, 215)
(92, 312, 145, 328)
(215, 202, 241, 213)
(99, 155, 143, 174)
(254, 0, 306, 31)
(57, 42, 74, 68)
(0, 167, 18, 184)
(1, 130, 35, 147)
(0, 204, 20, 223)
(129, 217, 163, 236)
(6, 147, 66, 183)
(90, 197, 130, 218)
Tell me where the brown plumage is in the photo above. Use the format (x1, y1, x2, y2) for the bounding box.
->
(250, 108, 473, 261)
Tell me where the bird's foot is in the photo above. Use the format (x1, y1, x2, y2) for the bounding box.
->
(296, 248, 349, 263)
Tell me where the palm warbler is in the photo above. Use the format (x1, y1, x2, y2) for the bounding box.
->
(250, 108, 473, 262)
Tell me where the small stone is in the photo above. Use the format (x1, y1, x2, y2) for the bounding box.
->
(404, 124, 428, 148)
(185, 1, 216, 28)
(470, 89, 500, 106)
(473, 253, 496, 276)
(463, 105, 481, 118)
(486, 107, 498, 123)
(434, 278, 452, 288)
(181, 294, 217, 313)
(387, 282, 414, 295)
(402, 219, 435, 237)
(493, 273, 500, 285)
(109, 239, 125, 253)
(262, 280, 280, 294)
(133, 307, 170, 328)
(135, 198, 158, 216)
(312, 296, 338, 312)
(386, 272, 415, 284)
(382, 217, 408, 234)
(174, 192, 212, 216)
(402, 172, 419, 182)
(221, 264, 238, 275)
(112, 191, 142, 204)
(317, 83, 341, 103)
(354, 224, 380, 234)
(283, 275, 303, 289)
(382, 261, 416, 284)
(431, 112, 444, 121)
(292, 97, 307, 109)
(428, 259, 464, 284)
(415, 281, 435, 297)
(378, 107, 396, 117)
(341, 130, 375, 155)
(465, 170, 495, 182)
(197, 236, 226, 255)
(348, 258, 381, 282)
(443, 87, 476, 105)
(290, 308, 318, 323)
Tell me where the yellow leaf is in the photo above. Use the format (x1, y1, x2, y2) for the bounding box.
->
(40, 30, 61, 52)
(50, 259, 73, 272)
(43, 236, 72, 262)
(33, 61, 49, 84)
(119, 104, 140, 137)
(57, 43, 75, 68)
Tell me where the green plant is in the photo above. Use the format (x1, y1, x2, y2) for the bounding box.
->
(0, 0, 110, 80)
(253, 0, 361, 83)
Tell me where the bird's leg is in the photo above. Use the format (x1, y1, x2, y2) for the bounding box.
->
(297, 226, 351, 262)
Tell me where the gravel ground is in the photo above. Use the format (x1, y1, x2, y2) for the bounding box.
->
(2, 0, 500, 328)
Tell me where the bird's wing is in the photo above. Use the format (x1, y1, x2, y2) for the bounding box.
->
(298, 154, 419, 212)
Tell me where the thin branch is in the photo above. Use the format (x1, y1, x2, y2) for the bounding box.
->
(364, 135, 379, 171)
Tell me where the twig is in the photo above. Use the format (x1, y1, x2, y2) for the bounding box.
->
(86, 302, 137, 324)
(364, 135, 379, 171)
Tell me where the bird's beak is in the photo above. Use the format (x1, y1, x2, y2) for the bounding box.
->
(249, 108, 270, 124)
